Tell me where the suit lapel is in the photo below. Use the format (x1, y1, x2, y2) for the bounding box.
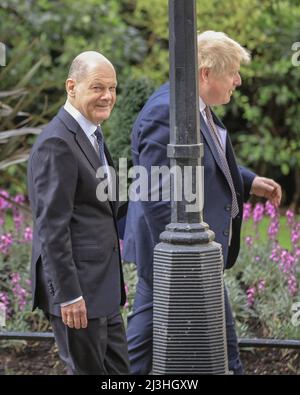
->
(104, 143, 119, 217)
(225, 136, 243, 199)
(75, 129, 102, 171)
(200, 112, 226, 177)
(57, 107, 101, 171)
(200, 111, 243, 197)
(57, 107, 115, 215)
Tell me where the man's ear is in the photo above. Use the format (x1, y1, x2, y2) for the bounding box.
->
(199, 67, 210, 83)
(66, 78, 76, 97)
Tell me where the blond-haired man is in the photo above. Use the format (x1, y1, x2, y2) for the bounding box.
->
(123, 31, 281, 374)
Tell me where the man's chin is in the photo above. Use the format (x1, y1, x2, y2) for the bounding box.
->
(94, 112, 111, 124)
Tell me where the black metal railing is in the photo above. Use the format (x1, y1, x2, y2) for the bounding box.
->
(1, 331, 300, 349)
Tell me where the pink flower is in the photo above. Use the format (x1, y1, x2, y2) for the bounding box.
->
(23, 227, 33, 242)
(268, 218, 280, 240)
(246, 287, 256, 306)
(10, 272, 28, 311)
(0, 233, 13, 255)
(0, 292, 9, 309)
(253, 203, 264, 223)
(258, 279, 266, 291)
(245, 236, 253, 247)
(0, 190, 11, 210)
(265, 201, 277, 219)
(243, 203, 252, 221)
(287, 275, 297, 296)
(286, 209, 295, 226)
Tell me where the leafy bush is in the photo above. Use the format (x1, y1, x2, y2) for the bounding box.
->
(0, 190, 47, 345)
(122, 202, 300, 340)
(225, 202, 300, 339)
(106, 77, 155, 167)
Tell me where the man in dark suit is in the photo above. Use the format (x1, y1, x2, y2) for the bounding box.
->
(27, 51, 129, 375)
(123, 31, 282, 374)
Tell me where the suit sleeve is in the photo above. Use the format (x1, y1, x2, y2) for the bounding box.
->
(30, 137, 82, 304)
(239, 165, 256, 202)
(136, 103, 171, 246)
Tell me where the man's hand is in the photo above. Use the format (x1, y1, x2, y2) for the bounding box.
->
(61, 299, 88, 329)
(250, 176, 282, 206)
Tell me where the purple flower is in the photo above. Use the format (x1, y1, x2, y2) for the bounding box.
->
(13, 194, 25, 204)
(265, 201, 277, 218)
(253, 203, 264, 223)
(10, 272, 28, 312)
(243, 203, 252, 221)
(287, 274, 297, 296)
(23, 227, 33, 242)
(258, 279, 266, 291)
(245, 236, 253, 247)
(0, 190, 11, 210)
(12, 207, 24, 231)
(0, 233, 13, 255)
(246, 287, 256, 306)
(291, 229, 299, 245)
(268, 218, 280, 240)
(286, 209, 295, 226)
(0, 291, 9, 309)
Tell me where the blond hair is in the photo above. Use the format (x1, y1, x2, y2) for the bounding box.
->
(197, 31, 251, 75)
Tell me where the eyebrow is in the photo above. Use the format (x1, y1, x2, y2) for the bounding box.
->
(89, 81, 117, 87)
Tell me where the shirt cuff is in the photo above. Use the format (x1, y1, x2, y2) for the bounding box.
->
(60, 296, 83, 307)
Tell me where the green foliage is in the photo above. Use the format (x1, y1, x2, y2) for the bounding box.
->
(0, 194, 48, 344)
(106, 77, 155, 166)
(225, 241, 300, 340)
(0, 47, 49, 194)
(0, 0, 148, 109)
(126, 0, 300, 208)
(122, 262, 138, 327)
(1, 0, 300, 207)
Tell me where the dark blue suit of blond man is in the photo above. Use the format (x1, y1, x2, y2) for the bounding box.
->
(123, 32, 282, 375)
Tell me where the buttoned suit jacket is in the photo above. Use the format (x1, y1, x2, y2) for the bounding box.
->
(123, 82, 256, 286)
(28, 107, 125, 318)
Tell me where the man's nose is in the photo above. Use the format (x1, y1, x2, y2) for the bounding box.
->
(100, 88, 112, 100)
(234, 73, 242, 87)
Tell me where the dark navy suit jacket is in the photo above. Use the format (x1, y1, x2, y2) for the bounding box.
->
(123, 83, 256, 286)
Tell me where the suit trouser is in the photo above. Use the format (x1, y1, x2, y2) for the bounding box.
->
(50, 311, 130, 375)
(127, 278, 243, 375)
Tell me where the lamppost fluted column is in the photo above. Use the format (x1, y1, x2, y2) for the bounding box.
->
(152, 0, 229, 374)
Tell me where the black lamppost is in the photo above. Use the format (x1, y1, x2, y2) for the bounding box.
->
(153, 0, 229, 374)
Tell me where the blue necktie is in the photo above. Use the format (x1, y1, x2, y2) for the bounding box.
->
(94, 126, 106, 165)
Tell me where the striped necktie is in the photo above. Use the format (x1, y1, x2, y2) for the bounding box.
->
(204, 106, 239, 218)
(94, 126, 106, 165)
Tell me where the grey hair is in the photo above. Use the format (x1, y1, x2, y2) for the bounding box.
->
(67, 51, 114, 81)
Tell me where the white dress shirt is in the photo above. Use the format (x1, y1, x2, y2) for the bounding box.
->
(199, 96, 227, 150)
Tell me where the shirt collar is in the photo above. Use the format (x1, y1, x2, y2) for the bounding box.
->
(64, 100, 98, 138)
(199, 96, 206, 115)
